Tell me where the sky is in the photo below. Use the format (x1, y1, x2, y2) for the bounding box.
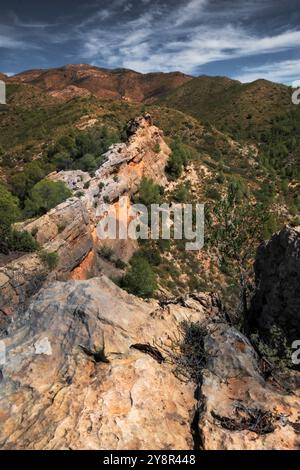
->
(1, 0, 300, 84)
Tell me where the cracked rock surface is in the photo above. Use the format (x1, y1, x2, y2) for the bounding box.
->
(1, 276, 299, 450)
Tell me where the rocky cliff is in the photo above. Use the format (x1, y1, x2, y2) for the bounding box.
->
(0, 115, 170, 326)
(249, 227, 300, 346)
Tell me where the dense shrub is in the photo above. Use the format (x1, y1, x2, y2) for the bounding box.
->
(115, 259, 127, 270)
(166, 140, 190, 180)
(153, 143, 161, 154)
(8, 230, 39, 252)
(98, 246, 114, 261)
(120, 256, 157, 298)
(173, 182, 191, 203)
(24, 180, 72, 217)
(39, 250, 59, 271)
(10, 161, 54, 204)
(76, 154, 98, 173)
(134, 177, 162, 207)
(0, 184, 21, 253)
(132, 247, 162, 267)
(205, 187, 221, 201)
(0, 184, 40, 253)
(48, 126, 120, 175)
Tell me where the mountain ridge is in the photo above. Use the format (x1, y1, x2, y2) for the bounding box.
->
(3, 64, 193, 103)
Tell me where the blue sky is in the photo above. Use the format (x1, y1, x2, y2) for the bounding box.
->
(1, 0, 300, 84)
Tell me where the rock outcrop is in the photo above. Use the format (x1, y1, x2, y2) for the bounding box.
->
(0, 277, 205, 450)
(0, 276, 299, 450)
(0, 114, 170, 320)
(200, 324, 300, 449)
(50, 114, 171, 264)
(0, 198, 95, 327)
(51, 114, 170, 208)
(248, 227, 300, 345)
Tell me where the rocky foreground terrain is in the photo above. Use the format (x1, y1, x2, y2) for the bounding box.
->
(0, 115, 300, 450)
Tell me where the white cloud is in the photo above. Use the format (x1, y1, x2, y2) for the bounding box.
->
(172, 0, 208, 27)
(73, 0, 300, 77)
(235, 59, 300, 84)
(3, 0, 300, 82)
(0, 34, 28, 49)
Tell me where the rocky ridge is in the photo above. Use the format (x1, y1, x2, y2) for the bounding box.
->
(4, 65, 192, 103)
(1, 273, 300, 449)
(0, 115, 170, 325)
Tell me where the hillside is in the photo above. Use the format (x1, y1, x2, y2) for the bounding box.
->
(5, 64, 192, 103)
(159, 75, 293, 133)
(0, 110, 299, 449)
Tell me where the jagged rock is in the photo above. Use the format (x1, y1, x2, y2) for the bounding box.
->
(48, 114, 171, 265)
(0, 276, 299, 450)
(248, 226, 300, 344)
(48, 170, 91, 193)
(51, 114, 170, 209)
(199, 323, 300, 450)
(0, 198, 95, 321)
(0, 276, 208, 450)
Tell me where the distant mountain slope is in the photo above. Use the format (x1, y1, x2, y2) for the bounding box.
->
(159, 76, 293, 133)
(6, 64, 192, 102)
(0, 72, 7, 81)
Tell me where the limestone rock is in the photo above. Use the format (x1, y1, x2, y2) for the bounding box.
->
(51, 114, 171, 209)
(199, 323, 300, 450)
(0, 276, 208, 450)
(0, 198, 95, 322)
(1, 276, 299, 450)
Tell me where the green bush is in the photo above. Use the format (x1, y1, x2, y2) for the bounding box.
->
(24, 180, 72, 217)
(166, 140, 190, 180)
(120, 256, 157, 298)
(53, 152, 73, 171)
(133, 247, 162, 267)
(0, 184, 20, 231)
(0, 184, 21, 253)
(134, 177, 162, 207)
(115, 259, 127, 269)
(173, 182, 191, 203)
(98, 246, 114, 260)
(76, 154, 98, 174)
(153, 143, 161, 154)
(205, 187, 221, 201)
(9, 230, 39, 252)
(10, 160, 54, 203)
(39, 250, 59, 271)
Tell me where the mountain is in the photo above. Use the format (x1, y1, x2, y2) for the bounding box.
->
(159, 75, 293, 133)
(0, 72, 7, 81)
(7, 64, 193, 102)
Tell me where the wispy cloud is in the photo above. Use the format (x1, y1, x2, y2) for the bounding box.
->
(9, 12, 57, 29)
(235, 58, 300, 84)
(1, 0, 300, 82)
(77, 0, 300, 75)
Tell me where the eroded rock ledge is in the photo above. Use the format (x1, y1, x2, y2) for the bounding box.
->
(1, 276, 299, 450)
